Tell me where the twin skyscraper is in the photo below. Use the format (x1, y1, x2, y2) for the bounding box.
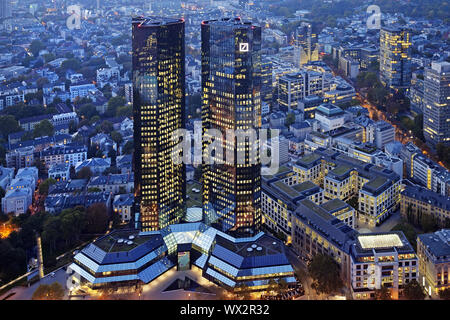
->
(132, 17, 263, 237)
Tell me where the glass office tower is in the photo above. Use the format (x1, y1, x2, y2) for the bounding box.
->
(261, 58, 273, 106)
(423, 61, 450, 147)
(294, 22, 319, 68)
(132, 17, 186, 231)
(380, 26, 412, 90)
(201, 18, 262, 237)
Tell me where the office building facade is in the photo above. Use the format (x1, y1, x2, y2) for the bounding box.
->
(417, 229, 450, 297)
(201, 18, 262, 236)
(423, 61, 450, 147)
(294, 22, 319, 67)
(277, 70, 323, 111)
(0, 0, 11, 19)
(379, 26, 412, 90)
(350, 232, 418, 300)
(132, 17, 186, 231)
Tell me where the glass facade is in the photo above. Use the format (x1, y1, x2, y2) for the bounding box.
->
(68, 223, 295, 291)
(423, 62, 450, 147)
(379, 26, 412, 90)
(201, 18, 262, 237)
(261, 58, 273, 105)
(132, 17, 186, 231)
(294, 22, 319, 67)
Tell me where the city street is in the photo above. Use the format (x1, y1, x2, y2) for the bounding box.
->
(0, 266, 70, 300)
(284, 246, 320, 300)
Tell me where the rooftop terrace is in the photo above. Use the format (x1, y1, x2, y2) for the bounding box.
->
(94, 230, 153, 253)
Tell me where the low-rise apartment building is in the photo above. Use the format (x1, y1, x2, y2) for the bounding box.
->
(417, 229, 450, 298)
(113, 193, 134, 223)
(40, 143, 87, 168)
(262, 169, 324, 240)
(350, 232, 418, 300)
(290, 199, 357, 284)
(400, 184, 450, 228)
(294, 148, 401, 226)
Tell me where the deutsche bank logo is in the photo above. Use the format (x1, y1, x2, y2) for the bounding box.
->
(239, 43, 249, 52)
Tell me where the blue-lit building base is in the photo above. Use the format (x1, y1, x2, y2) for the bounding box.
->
(68, 222, 296, 292)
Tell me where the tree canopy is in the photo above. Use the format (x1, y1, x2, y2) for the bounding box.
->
(285, 112, 296, 127)
(32, 282, 64, 300)
(373, 286, 392, 300)
(403, 280, 425, 300)
(308, 254, 343, 295)
(439, 288, 450, 300)
(76, 167, 93, 180)
(29, 40, 45, 57)
(0, 115, 21, 139)
(33, 119, 54, 138)
(38, 178, 57, 195)
(78, 103, 99, 120)
(85, 203, 109, 234)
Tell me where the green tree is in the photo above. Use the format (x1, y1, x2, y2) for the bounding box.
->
(33, 120, 54, 138)
(110, 131, 123, 144)
(116, 105, 132, 117)
(41, 215, 61, 253)
(99, 120, 113, 134)
(29, 40, 45, 57)
(285, 112, 296, 127)
(32, 282, 64, 300)
(0, 238, 27, 282)
(421, 214, 437, 233)
(308, 254, 343, 295)
(105, 96, 126, 117)
(347, 196, 358, 210)
(85, 203, 109, 234)
(78, 104, 98, 120)
(76, 167, 93, 180)
(60, 58, 81, 71)
(391, 222, 417, 250)
(89, 115, 101, 126)
(193, 166, 202, 182)
(278, 278, 289, 294)
(267, 278, 278, 294)
(0, 115, 21, 139)
(122, 140, 134, 155)
(38, 178, 56, 195)
(439, 288, 450, 300)
(373, 286, 392, 300)
(36, 77, 50, 89)
(403, 280, 425, 300)
(43, 53, 55, 64)
(59, 207, 87, 247)
(436, 143, 450, 167)
(80, 67, 95, 80)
